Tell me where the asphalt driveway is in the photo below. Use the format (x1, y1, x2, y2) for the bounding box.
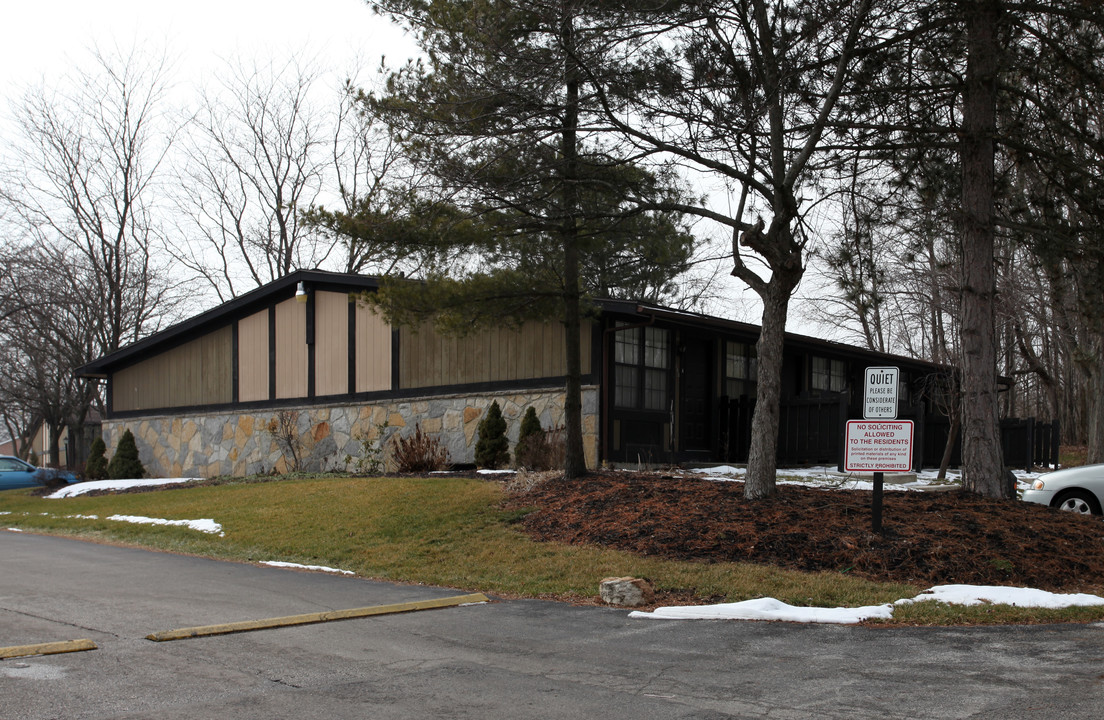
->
(2, 531, 1102, 719)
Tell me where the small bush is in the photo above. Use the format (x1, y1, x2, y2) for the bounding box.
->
(107, 429, 146, 479)
(265, 410, 305, 473)
(475, 401, 510, 469)
(85, 437, 109, 480)
(345, 420, 390, 474)
(391, 423, 450, 472)
(515, 425, 566, 471)
(28, 449, 39, 467)
(505, 468, 560, 495)
(514, 407, 542, 468)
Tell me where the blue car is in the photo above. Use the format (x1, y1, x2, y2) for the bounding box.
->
(0, 455, 78, 491)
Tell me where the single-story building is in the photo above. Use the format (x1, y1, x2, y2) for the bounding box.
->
(76, 270, 1056, 477)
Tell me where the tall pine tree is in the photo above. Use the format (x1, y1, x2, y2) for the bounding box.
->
(343, 0, 695, 478)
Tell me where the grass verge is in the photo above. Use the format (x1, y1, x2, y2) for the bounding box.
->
(3, 475, 1102, 625)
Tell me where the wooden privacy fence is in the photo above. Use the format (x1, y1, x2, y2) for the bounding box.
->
(719, 394, 845, 465)
(719, 396, 1060, 470)
(1001, 417, 1060, 471)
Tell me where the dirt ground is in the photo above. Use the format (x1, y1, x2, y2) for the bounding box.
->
(505, 471, 1104, 593)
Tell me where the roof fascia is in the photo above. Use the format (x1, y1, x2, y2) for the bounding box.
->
(76, 271, 381, 377)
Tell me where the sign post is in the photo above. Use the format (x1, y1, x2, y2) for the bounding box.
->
(846, 367, 912, 533)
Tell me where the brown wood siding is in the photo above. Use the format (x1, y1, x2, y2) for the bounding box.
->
(355, 302, 391, 392)
(112, 326, 233, 411)
(275, 298, 308, 399)
(237, 310, 269, 402)
(315, 291, 350, 397)
(399, 321, 592, 389)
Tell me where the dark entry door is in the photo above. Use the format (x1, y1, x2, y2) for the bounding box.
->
(680, 337, 712, 453)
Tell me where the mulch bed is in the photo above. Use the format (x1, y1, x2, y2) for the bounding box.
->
(505, 471, 1104, 593)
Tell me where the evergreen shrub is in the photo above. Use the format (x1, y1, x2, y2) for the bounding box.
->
(85, 437, 108, 480)
(475, 401, 510, 468)
(107, 429, 146, 479)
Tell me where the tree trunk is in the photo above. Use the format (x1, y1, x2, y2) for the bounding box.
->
(938, 414, 960, 481)
(560, 7, 587, 479)
(743, 266, 802, 500)
(47, 424, 62, 468)
(959, 0, 1007, 497)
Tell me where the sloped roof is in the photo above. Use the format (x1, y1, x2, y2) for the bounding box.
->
(76, 270, 380, 378)
(77, 270, 942, 378)
(604, 299, 943, 372)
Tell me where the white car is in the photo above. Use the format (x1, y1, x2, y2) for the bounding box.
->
(1022, 465, 1104, 515)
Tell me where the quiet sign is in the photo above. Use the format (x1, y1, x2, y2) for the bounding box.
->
(864, 366, 899, 419)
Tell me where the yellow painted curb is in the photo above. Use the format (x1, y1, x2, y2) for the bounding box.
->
(146, 592, 490, 642)
(0, 639, 98, 660)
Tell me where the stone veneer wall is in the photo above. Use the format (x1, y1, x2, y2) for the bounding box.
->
(101, 386, 599, 478)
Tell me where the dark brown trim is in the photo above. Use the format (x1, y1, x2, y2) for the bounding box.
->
(391, 328, 401, 391)
(306, 290, 316, 399)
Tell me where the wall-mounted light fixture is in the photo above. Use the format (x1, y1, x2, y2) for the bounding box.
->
(295, 281, 308, 304)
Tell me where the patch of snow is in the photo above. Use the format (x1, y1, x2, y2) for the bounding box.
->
(694, 465, 1045, 493)
(47, 478, 201, 498)
(632, 585, 1104, 624)
(696, 465, 743, 477)
(6, 527, 23, 532)
(260, 561, 354, 575)
(896, 584, 1104, 609)
(106, 514, 223, 536)
(477, 469, 514, 475)
(631, 597, 894, 624)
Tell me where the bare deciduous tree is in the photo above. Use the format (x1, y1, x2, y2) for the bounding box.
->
(0, 245, 103, 465)
(594, 0, 885, 498)
(172, 56, 337, 300)
(0, 45, 181, 465)
(0, 45, 178, 354)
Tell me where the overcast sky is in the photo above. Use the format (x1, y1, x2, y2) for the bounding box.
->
(0, 0, 416, 93)
(0, 1, 832, 336)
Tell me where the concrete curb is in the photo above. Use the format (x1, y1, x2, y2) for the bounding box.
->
(0, 639, 98, 660)
(146, 592, 490, 642)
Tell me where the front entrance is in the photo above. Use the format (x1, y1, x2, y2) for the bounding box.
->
(679, 337, 712, 454)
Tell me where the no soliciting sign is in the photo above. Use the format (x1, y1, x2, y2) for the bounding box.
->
(844, 420, 914, 472)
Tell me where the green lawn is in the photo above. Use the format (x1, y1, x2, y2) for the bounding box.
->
(3, 475, 1101, 625)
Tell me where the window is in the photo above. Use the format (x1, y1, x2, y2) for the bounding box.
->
(724, 341, 757, 397)
(642, 328, 669, 410)
(613, 324, 670, 410)
(0, 458, 27, 472)
(811, 356, 847, 392)
(614, 327, 639, 408)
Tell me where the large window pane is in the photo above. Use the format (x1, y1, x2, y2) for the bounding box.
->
(613, 325, 668, 410)
(726, 341, 748, 379)
(615, 365, 638, 408)
(812, 356, 846, 392)
(644, 368, 668, 411)
(644, 327, 668, 369)
(615, 325, 639, 365)
(811, 356, 829, 391)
